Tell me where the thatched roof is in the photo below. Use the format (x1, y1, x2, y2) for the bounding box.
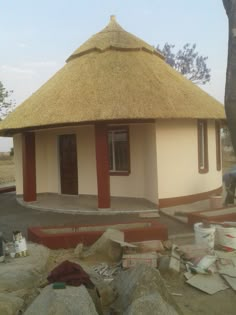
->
(0, 16, 225, 135)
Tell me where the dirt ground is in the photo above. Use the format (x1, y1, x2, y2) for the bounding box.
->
(162, 268, 236, 315)
(0, 156, 15, 185)
(45, 244, 236, 315)
(1, 154, 236, 314)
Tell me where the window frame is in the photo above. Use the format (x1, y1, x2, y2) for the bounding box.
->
(215, 121, 222, 171)
(108, 126, 130, 176)
(197, 120, 209, 174)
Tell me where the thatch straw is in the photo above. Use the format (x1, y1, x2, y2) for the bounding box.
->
(0, 16, 225, 135)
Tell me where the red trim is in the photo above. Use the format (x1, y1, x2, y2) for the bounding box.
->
(159, 186, 222, 208)
(95, 124, 110, 209)
(22, 132, 36, 202)
(4, 119, 155, 136)
(28, 221, 168, 249)
(197, 120, 209, 174)
(0, 186, 16, 194)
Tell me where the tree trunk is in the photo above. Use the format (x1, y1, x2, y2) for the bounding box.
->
(223, 0, 236, 154)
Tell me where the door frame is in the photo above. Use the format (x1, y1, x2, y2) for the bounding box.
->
(58, 133, 78, 195)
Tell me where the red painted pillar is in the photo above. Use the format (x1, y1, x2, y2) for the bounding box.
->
(95, 124, 110, 209)
(22, 132, 36, 202)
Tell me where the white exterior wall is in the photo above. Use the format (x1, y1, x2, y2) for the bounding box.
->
(110, 124, 158, 203)
(156, 119, 222, 199)
(35, 126, 97, 194)
(144, 124, 158, 203)
(13, 120, 221, 203)
(34, 123, 158, 202)
(13, 134, 23, 195)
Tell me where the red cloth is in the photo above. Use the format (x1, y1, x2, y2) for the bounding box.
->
(47, 260, 94, 288)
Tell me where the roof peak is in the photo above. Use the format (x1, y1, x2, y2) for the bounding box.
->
(110, 15, 116, 22)
(66, 16, 163, 62)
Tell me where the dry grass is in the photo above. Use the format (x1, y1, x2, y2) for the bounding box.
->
(0, 18, 224, 135)
(0, 156, 15, 185)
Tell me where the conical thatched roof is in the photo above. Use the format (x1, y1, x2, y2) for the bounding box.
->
(0, 16, 225, 135)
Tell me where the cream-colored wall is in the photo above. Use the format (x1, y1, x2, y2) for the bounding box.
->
(110, 124, 145, 198)
(13, 120, 221, 203)
(109, 123, 158, 203)
(35, 126, 97, 195)
(77, 126, 97, 195)
(143, 124, 158, 203)
(13, 134, 23, 195)
(36, 124, 157, 201)
(156, 119, 222, 199)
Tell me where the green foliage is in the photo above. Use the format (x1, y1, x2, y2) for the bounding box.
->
(0, 81, 15, 120)
(157, 43, 211, 85)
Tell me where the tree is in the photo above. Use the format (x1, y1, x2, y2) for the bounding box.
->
(222, 0, 236, 155)
(0, 81, 14, 120)
(157, 43, 211, 85)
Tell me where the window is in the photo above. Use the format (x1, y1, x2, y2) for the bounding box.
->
(108, 127, 130, 175)
(197, 120, 208, 173)
(215, 121, 222, 171)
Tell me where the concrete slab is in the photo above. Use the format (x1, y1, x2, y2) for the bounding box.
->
(160, 199, 210, 224)
(17, 194, 158, 215)
(0, 193, 193, 242)
(187, 206, 236, 225)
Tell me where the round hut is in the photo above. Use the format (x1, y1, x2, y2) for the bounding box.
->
(0, 16, 225, 210)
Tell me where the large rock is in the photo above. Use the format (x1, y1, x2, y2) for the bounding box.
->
(24, 284, 98, 315)
(81, 229, 123, 262)
(111, 264, 183, 315)
(124, 293, 178, 315)
(0, 293, 24, 315)
(0, 243, 50, 292)
(81, 264, 117, 307)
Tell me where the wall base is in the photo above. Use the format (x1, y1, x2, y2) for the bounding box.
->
(159, 186, 222, 208)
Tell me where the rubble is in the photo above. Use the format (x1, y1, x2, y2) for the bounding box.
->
(122, 252, 158, 268)
(111, 263, 183, 315)
(4, 223, 236, 314)
(186, 273, 229, 294)
(81, 228, 124, 262)
(92, 262, 121, 282)
(169, 245, 181, 272)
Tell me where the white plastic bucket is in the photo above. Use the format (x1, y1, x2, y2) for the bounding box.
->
(14, 237, 27, 254)
(215, 225, 236, 250)
(194, 223, 216, 250)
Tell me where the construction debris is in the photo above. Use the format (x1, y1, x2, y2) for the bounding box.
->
(111, 263, 182, 315)
(186, 273, 229, 294)
(92, 263, 121, 282)
(5, 223, 236, 315)
(133, 239, 164, 252)
(80, 229, 124, 262)
(169, 245, 181, 272)
(122, 252, 158, 268)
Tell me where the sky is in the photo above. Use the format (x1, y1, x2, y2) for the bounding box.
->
(0, 0, 228, 151)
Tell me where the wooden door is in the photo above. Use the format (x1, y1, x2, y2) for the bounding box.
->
(59, 134, 78, 195)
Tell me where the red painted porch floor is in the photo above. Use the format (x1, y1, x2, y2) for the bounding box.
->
(17, 193, 158, 215)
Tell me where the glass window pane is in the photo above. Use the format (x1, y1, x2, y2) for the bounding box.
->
(108, 129, 129, 172)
